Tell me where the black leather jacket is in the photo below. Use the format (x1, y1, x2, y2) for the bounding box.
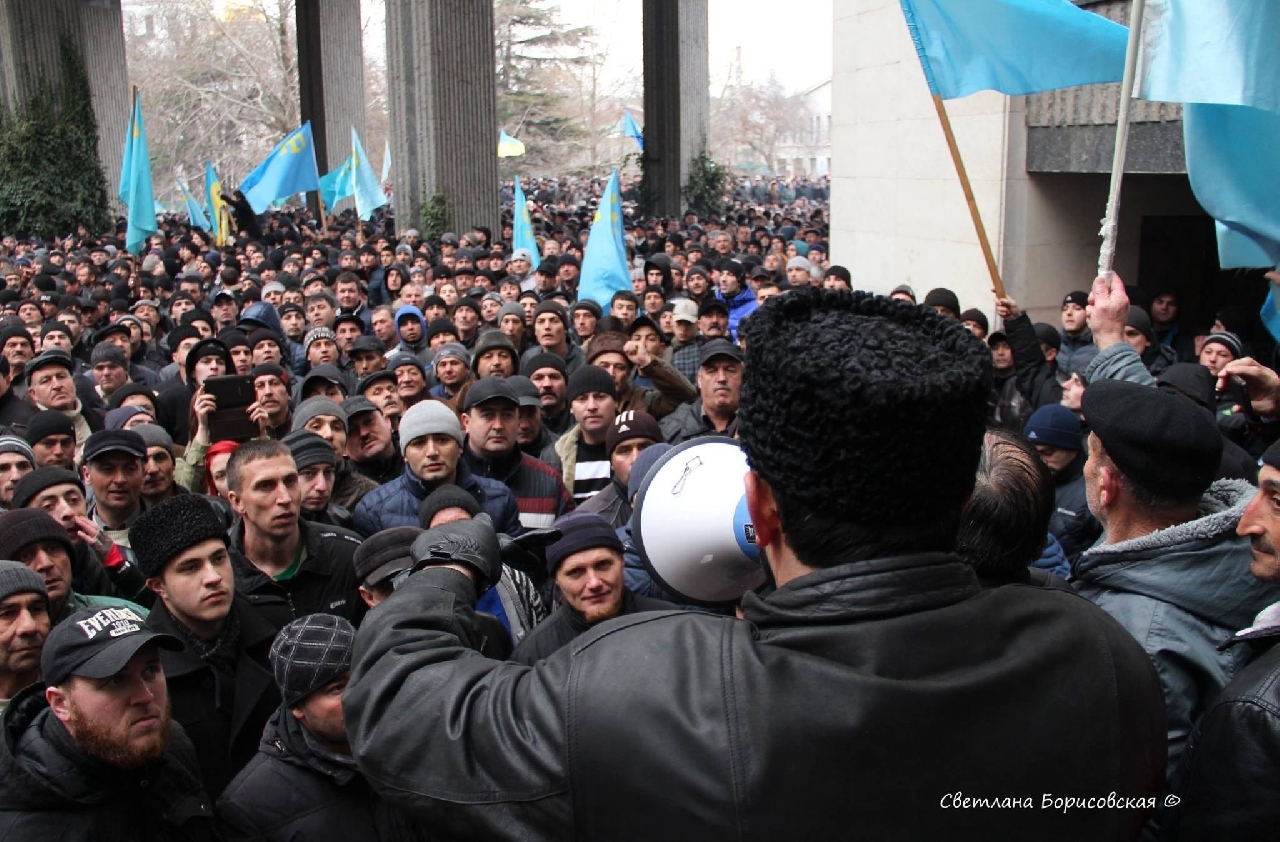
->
(1161, 618, 1280, 840)
(345, 552, 1167, 840)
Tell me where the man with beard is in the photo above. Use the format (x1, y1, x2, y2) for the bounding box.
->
(0, 561, 50, 714)
(510, 512, 675, 664)
(134, 495, 280, 797)
(0, 605, 215, 838)
(344, 396, 404, 486)
(459, 378, 573, 530)
(521, 353, 572, 436)
(348, 335, 387, 379)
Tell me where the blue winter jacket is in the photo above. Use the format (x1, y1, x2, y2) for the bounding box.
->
(1072, 479, 1280, 783)
(718, 286, 757, 341)
(352, 461, 523, 538)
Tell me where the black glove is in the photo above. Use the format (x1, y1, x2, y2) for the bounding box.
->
(497, 527, 562, 589)
(407, 513, 503, 597)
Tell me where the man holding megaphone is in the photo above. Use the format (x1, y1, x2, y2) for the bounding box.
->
(345, 288, 1166, 840)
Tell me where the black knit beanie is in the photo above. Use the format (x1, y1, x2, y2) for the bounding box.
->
(520, 352, 567, 378)
(23, 410, 75, 446)
(0, 509, 75, 563)
(12, 467, 83, 510)
(417, 484, 481, 528)
(129, 495, 229, 579)
(567, 364, 618, 403)
(738, 288, 992, 529)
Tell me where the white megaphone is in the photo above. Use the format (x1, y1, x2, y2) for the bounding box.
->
(633, 437, 767, 607)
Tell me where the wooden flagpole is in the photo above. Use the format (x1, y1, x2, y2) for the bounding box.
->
(1097, 0, 1147, 276)
(931, 94, 1006, 299)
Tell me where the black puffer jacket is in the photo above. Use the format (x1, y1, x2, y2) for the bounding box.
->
(1161, 613, 1280, 841)
(346, 553, 1167, 841)
(217, 707, 429, 842)
(1049, 452, 1102, 560)
(0, 684, 216, 841)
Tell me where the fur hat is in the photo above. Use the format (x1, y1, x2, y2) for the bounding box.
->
(129, 495, 228, 578)
(738, 288, 991, 529)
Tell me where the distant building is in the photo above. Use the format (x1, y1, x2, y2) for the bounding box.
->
(775, 79, 831, 178)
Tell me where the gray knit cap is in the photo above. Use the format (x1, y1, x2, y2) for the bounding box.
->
(290, 397, 347, 434)
(269, 613, 356, 706)
(131, 423, 174, 453)
(0, 435, 35, 466)
(398, 400, 462, 453)
(0, 559, 48, 607)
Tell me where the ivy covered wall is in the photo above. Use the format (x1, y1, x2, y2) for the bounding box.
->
(0, 35, 111, 239)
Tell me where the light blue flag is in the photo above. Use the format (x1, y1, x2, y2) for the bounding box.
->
(512, 176, 538, 258)
(381, 139, 391, 184)
(1138, 0, 1280, 272)
(179, 179, 210, 229)
(622, 110, 644, 152)
(899, 0, 1127, 99)
(319, 155, 355, 212)
(577, 168, 630, 308)
(240, 123, 321, 213)
(351, 128, 388, 221)
(120, 96, 157, 255)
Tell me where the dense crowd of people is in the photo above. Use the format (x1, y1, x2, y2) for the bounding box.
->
(0, 173, 1278, 840)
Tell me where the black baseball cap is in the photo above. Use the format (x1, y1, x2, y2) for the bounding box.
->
(506, 375, 542, 408)
(698, 299, 729, 317)
(698, 338, 744, 368)
(82, 429, 147, 464)
(42, 605, 182, 687)
(463, 377, 519, 412)
(341, 395, 379, 420)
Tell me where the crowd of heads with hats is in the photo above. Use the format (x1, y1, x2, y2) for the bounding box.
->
(3, 177, 1280, 836)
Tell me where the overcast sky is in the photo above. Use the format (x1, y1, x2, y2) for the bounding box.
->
(364, 0, 834, 97)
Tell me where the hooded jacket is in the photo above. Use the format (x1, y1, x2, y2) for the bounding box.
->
(217, 706, 428, 842)
(344, 553, 1165, 841)
(0, 684, 215, 841)
(1073, 479, 1280, 781)
(391, 304, 432, 364)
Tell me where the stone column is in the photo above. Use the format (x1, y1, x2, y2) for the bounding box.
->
(297, 0, 365, 214)
(79, 0, 131, 206)
(385, 0, 499, 236)
(642, 0, 710, 217)
(0, 0, 130, 208)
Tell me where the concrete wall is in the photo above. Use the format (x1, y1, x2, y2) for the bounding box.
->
(829, 0, 1207, 329)
(830, 0, 1013, 322)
